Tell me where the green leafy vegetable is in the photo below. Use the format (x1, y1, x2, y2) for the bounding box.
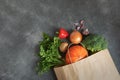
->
(36, 33, 64, 75)
(81, 34, 108, 53)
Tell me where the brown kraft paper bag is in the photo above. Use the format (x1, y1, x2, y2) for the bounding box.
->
(54, 49, 120, 80)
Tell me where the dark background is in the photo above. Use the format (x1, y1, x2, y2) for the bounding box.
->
(0, 0, 120, 80)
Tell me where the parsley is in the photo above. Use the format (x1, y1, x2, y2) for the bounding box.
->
(36, 33, 65, 75)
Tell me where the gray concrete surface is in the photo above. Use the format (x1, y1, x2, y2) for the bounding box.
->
(0, 0, 120, 80)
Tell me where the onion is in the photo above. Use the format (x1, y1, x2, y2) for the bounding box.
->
(70, 30, 82, 44)
(59, 42, 68, 53)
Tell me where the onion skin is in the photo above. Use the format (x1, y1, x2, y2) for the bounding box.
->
(59, 42, 68, 53)
(70, 30, 82, 44)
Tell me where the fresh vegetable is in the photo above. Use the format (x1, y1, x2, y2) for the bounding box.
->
(82, 28, 89, 35)
(81, 34, 108, 53)
(59, 42, 68, 53)
(35, 20, 109, 76)
(70, 30, 82, 44)
(66, 45, 88, 64)
(74, 20, 84, 30)
(58, 28, 69, 39)
(36, 33, 65, 75)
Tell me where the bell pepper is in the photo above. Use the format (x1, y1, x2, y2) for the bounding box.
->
(58, 28, 69, 39)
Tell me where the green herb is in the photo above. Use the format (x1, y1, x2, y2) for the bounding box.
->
(36, 33, 65, 75)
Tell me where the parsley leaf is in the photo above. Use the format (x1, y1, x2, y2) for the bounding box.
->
(36, 33, 65, 75)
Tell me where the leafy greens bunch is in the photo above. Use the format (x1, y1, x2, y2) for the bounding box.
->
(36, 33, 64, 75)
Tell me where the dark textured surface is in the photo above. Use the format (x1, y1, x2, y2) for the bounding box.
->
(0, 0, 120, 80)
